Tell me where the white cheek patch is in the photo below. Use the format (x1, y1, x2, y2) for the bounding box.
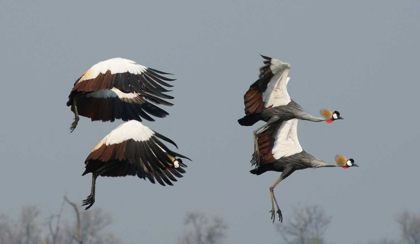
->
(173, 160, 179, 168)
(346, 160, 353, 167)
(333, 113, 338, 120)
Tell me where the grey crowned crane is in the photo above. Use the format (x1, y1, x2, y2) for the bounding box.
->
(67, 58, 175, 132)
(238, 55, 343, 156)
(81, 120, 191, 210)
(250, 118, 357, 222)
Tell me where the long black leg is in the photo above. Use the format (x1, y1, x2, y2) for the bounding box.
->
(269, 167, 294, 222)
(82, 173, 98, 210)
(70, 97, 80, 133)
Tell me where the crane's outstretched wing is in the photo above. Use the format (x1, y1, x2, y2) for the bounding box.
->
(253, 119, 302, 166)
(83, 121, 191, 186)
(70, 88, 169, 122)
(272, 119, 303, 160)
(244, 55, 291, 115)
(69, 58, 174, 94)
(67, 58, 174, 122)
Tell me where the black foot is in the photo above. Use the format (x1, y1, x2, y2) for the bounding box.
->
(70, 118, 79, 133)
(270, 209, 283, 223)
(270, 209, 275, 222)
(82, 194, 95, 210)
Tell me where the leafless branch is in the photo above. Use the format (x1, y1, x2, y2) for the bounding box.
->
(64, 196, 82, 244)
(395, 210, 420, 244)
(179, 211, 228, 244)
(276, 204, 331, 244)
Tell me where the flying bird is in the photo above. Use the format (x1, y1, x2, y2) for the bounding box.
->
(250, 118, 357, 222)
(67, 58, 175, 132)
(238, 55, 343, 156)
(81, 120, 191, 210)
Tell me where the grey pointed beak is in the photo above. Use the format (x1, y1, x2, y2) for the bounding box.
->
(338, 116, 344, 120)
(353, 163, 358, 167)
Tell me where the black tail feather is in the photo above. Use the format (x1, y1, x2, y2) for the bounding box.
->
(250, 164, 271, 175)
(238, 113, 261, 126)
(250, 167, 264, 175)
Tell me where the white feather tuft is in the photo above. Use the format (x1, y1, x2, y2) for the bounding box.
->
(104, 120, 155, 145)
(80, 58, 147, 81)
(173, 160, 179, 168)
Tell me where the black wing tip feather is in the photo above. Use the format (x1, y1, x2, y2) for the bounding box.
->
(153, 132, 178, 149)
(150, 133, 192, 161)
(148, 67, 174, 75)
(175, 153, 192, 161)
(147, 69, 176, 81)
(260, 54, 272, 61)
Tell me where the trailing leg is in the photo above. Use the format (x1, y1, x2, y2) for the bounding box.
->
(82, 173, 98, 210)
(269, 167, 294, 222)
(70, 97, 80, 133)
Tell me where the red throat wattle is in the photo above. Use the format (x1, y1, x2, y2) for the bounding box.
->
(326, 120, 333, 123)
(342, 166, 349, 169)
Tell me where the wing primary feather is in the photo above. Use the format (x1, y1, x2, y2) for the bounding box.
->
(144, 72, 174, 87)
(148, 68, 174, 76)
(162, 169, 177, 182)
(153, 132, 178, 148)
(160, 172, 173, 185)
(147, 69, 176, 81)
(176, 167, 186, 174)
(153, 171, 166, 186)
(260, 54, 272, 61)
(142, 93, 174, 106)
(141, 103, 169, 117)
(168, 168, 183, 178)
(143, 74, 171, 92)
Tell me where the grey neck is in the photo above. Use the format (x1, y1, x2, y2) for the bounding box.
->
(297, 111, 326, 122)
(311, 158, 337, 168)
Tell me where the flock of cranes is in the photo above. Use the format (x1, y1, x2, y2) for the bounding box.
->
(67, 55, 357, 220)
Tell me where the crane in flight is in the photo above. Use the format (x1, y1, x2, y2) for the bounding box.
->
(238, 55, 343, 156)
(81, 120, 191, 210)
(67, 58, 175, 132)
(250, 118, 357, 222)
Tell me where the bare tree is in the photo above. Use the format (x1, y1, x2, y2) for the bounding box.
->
(276, 204, 331, 244)
(45, 199, 66, 244)
(396, 211, 420, 244)
(371, 238, 400, 244)
(0, 214, 12, 244)
(0, 199, 122, 244)
(0, 205, 42, 244)
(178, 211, 228, 244)
(63, 197, 121, 244)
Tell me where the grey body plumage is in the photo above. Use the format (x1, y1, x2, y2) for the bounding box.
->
(260, 100, 327, 123)
(251, 150, 336, 175)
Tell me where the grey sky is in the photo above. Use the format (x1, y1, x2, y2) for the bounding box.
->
(0, 0, 419, 243)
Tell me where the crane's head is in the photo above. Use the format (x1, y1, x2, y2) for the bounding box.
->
(320, 109, 343, 123)
(335, 155, 358, 169)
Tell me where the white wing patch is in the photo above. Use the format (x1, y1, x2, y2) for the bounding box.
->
(103, 120, 155, 145)
(272, 119, 303, 160)
(86, 88, 138, 99)
(79, 58, 147, 82)
(263, 67, 291, 108)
